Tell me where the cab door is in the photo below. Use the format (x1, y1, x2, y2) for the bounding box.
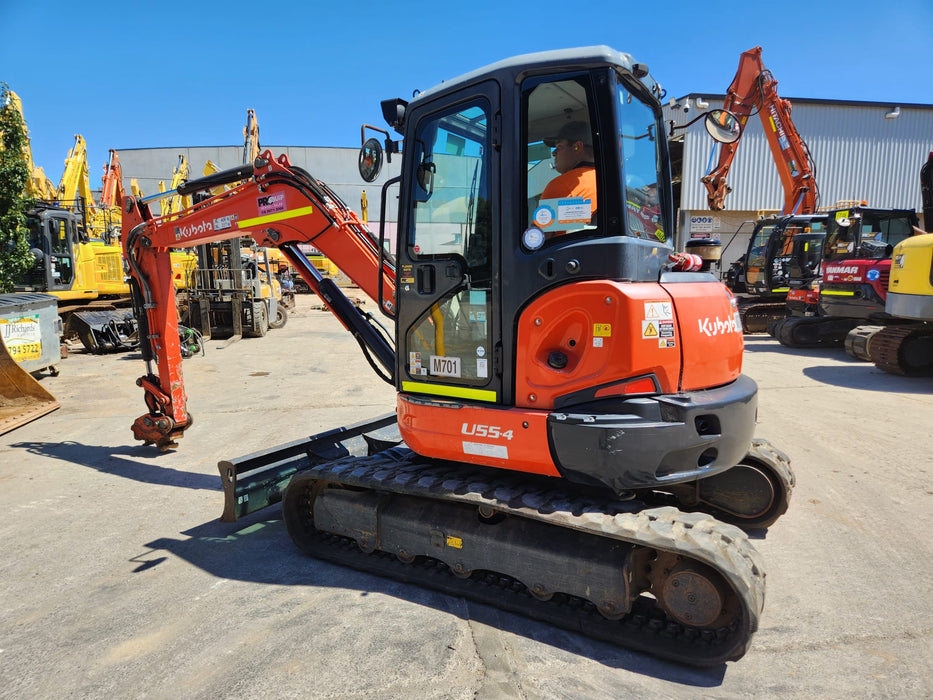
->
(395, 83, 501, 404)
(45, 211, 77, 292)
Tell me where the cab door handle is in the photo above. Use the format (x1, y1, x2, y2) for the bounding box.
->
(416, 265, 435, 294)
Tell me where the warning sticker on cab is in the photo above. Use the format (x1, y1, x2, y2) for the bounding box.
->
(593, 323, 612, 337)
(644, 301, 673, 320)
(643, 319, 676, 344)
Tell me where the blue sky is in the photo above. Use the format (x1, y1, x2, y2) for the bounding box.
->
(3, 0, 931, 185)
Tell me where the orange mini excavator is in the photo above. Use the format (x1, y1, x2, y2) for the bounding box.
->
(122, 47, 793, 666)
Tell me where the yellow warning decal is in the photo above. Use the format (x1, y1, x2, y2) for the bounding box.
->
(446, 535, 463, 549)
(642, 321, 659, 338)
(237, 205, 315, 229)
(593, 323, 612, 337)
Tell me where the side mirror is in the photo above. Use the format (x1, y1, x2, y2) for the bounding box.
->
(359, 137, 384, 183)
(704, 109, 742, 144)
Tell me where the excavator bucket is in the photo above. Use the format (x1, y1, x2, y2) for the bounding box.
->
(0, 334, 60, 435)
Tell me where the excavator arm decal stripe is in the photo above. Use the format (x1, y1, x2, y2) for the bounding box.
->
(402, 381, 497, 402)
(237, 205, 316, 229)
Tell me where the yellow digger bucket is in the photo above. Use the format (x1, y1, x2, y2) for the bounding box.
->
(0, 334, 59, 435)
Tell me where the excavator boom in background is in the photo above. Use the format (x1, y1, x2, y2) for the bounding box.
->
(122, 47, 794, 666)
(702, 46, 819, 215)
(4, 90, 57, 200)
(706, 47, 821, 331)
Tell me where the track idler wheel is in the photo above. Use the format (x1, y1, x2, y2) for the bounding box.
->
(649, 552, 739, 629)
(669, 439, 794, 530)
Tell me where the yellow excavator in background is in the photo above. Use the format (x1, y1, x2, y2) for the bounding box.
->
(6, 91, 57, 200)
(17, 130, 128, 301)
(158, 155, 193, 218)
(0, 89, 60, 432)
(864, 151, 933, 375)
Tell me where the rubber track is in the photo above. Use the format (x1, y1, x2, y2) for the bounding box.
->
(740, 303, 786, 333)
(871, 325, 933, 376)
(284, 448, 766, 666)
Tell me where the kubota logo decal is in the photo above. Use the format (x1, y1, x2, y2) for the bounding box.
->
(174, 220, 213, 240)
(698, 315, 740, 337)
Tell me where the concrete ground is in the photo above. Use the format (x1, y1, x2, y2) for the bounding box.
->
(1, 293, 931, 699)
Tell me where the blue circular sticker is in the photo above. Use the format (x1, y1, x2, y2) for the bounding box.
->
(866, 269, 880, 281)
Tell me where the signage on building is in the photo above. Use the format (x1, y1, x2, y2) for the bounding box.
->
(689, 215, 721, 237)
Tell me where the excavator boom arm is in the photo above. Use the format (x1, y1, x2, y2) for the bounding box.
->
(122, 151, 396, 449)
(703, 47, 818, 215)
(100, 149, 125, 208)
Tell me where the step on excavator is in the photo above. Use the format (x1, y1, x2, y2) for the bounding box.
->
(121, 47, 793, 666)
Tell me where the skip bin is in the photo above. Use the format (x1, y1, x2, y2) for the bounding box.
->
(0, 293, 63, 374)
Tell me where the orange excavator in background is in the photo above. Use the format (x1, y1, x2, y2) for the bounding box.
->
(99, 149, 126, 215)
(121, 47, 794, 666)
(702, 46, 818, 215)
(704, 46, 821, 331)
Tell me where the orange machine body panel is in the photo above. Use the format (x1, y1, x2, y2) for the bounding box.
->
(514, 280, 743, 410)
(397, 395, 561, 477)
(397, 278, 745, 478)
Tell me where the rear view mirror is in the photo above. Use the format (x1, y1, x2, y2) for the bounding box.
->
(705, 109, 742, 144)
(359, 138, 384, 183)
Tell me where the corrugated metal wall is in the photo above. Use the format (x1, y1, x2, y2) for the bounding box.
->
(670, 97, 933, 213)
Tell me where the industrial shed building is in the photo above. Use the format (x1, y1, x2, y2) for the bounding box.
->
(117, 95, 932, 276)
(664, 95, 933, 271)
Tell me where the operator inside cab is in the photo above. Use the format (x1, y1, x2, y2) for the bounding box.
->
(541, 121, 598, 221)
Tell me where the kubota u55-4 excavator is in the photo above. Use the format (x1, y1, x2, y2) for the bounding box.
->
(121, 47, 793, 666)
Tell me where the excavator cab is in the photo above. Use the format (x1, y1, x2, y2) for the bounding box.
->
(390, 56, 675, 406)
(19, 207, 81, 294)
(363, 48, 761, 487)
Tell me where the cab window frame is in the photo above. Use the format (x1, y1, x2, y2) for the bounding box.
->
(521, 71, 603, 246)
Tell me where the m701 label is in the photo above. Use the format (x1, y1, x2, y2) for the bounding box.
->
(430, 355, 460, 377)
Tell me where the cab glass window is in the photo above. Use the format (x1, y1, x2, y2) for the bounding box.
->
(524, 77, 599, 240)
(405, 100, 493, 387)
(826, 210, 915, 260)
(618, 83, 665, 242)
(409, 102, 490, 266)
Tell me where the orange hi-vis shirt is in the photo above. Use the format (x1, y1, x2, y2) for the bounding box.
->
(540, 165, 597, 212)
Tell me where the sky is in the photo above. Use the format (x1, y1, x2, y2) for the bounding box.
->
(2, 0, 931, 185)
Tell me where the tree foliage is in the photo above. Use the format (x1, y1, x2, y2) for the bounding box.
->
(0, 82, 35, 293)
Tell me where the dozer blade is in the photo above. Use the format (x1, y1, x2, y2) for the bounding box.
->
(0, 335, 60, 435)
(217, 413, 401, 522)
